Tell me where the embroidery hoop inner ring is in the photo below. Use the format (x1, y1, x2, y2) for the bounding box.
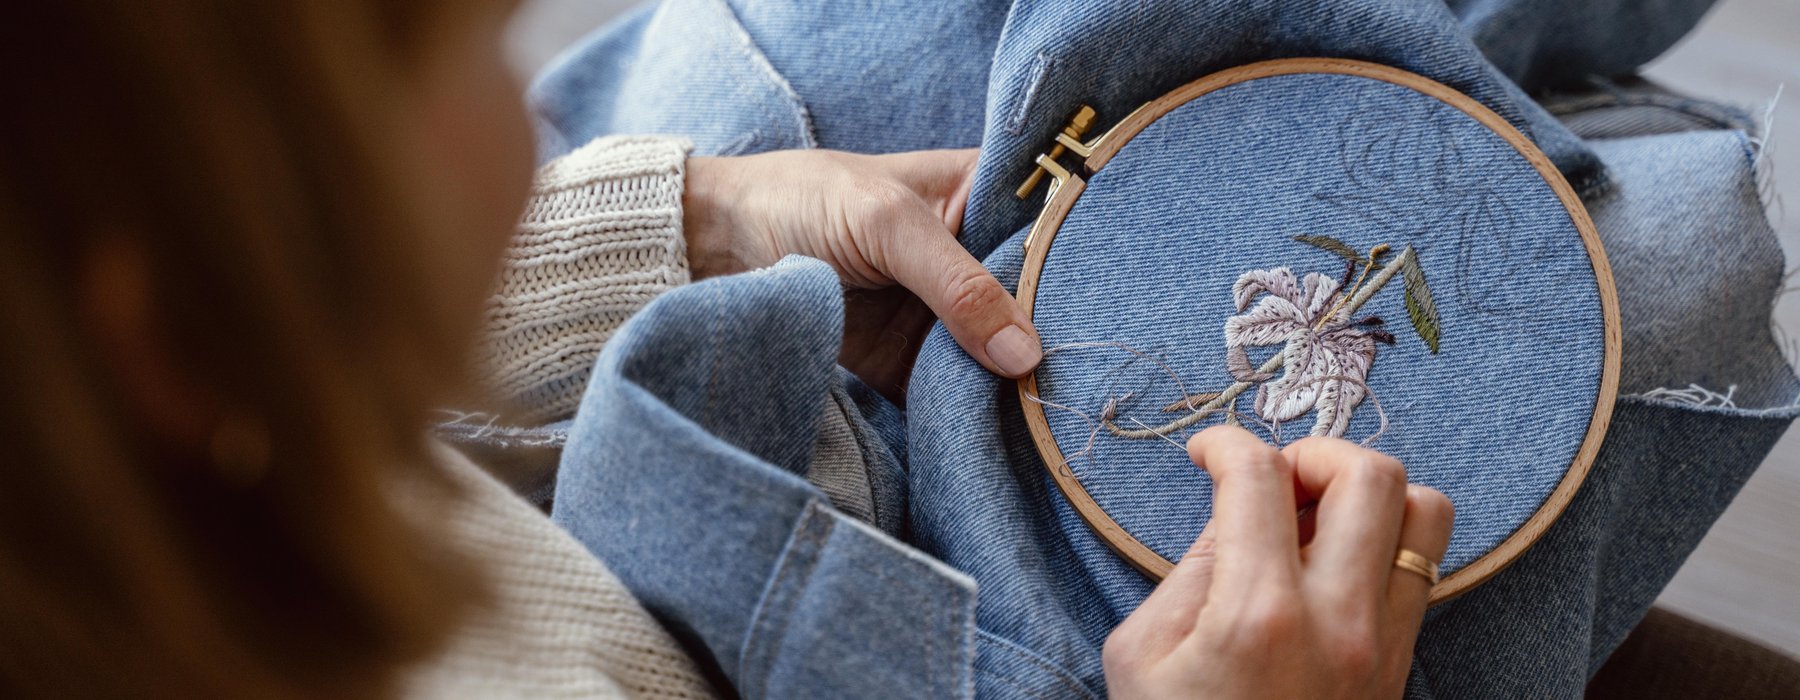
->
(1013, 58, 1622, 604)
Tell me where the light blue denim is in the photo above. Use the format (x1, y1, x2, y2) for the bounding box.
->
(1027, 72, 1609, 579)
(535, 1, 1799, 697)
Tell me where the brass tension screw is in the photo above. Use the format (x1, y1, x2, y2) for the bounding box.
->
(1015, 105, 1098, 199)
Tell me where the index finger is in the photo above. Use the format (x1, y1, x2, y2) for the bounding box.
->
(1188, 425, 1301, 593)
(866, 200, 1042, 378)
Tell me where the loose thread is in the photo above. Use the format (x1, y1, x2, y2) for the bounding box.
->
(1021, 341, 1391, 458)
(435, 409, 504, 439)
(1020, 342, 1274, 468)
(1019, 389, 1105, 477)
(1635, 383, 1740, 409)
(1039, 340, 1282, 438)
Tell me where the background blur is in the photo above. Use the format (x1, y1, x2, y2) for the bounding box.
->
(506, 0, 1800, 654)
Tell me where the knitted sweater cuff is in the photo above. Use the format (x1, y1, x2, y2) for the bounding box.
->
(483, 135, 694, 424)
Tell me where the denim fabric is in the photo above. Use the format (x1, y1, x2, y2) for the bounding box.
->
(1545, 77, 1758, 143)
(905, 116, 1799, 700)
(550, 258, 976, 698)
(532, 0, 1611, 239)
(528, 0, 817, 163)
(533, 1, 1796, 698)
(1029, 72, 1606, 579)
(1409, 127, 1799, 696)
(1444, 0, 1719, 92)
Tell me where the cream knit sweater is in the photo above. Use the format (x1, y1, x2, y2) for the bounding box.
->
(484, 135, 697, 425)
(404, 136, 717, 698)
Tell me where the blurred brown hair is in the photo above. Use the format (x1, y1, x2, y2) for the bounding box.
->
(0, 3, 508, 697)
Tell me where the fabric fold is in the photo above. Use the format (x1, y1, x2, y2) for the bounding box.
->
(551, 256, 978, 698)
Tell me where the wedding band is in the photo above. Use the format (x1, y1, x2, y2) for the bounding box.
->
(1393, 548, 1440, 585)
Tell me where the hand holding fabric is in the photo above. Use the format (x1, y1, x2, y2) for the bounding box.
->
(682, 148, 1040, 399)
(1104, 426, 1453, 699)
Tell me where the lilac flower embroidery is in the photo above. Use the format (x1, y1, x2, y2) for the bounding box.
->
(1224, 268, 1378, 437)
(1110, 237, 1441, 443)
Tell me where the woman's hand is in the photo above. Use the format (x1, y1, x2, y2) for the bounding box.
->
(1103, 426, 1454, 699)
(683, 148, 1038, 399)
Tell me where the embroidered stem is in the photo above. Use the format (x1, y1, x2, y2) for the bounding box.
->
(1107, 247, 1414, 439)
(1340, 246, 1410, 323)
(1315, 244, 1390, 331)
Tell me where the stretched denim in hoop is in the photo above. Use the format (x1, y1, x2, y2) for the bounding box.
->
(533, 0, 1797, 697)
(1018, 65, 1613, 588)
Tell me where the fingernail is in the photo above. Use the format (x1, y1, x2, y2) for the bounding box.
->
(985, 325, 1042, 376)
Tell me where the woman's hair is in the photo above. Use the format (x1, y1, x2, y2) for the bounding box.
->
(0, 3, 506, 697)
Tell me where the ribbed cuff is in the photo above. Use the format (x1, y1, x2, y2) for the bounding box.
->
(483, 135, 694, 424)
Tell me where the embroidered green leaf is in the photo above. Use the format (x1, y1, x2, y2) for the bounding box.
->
(1400, 247, 1442, 354)
(1291, 234, 1365, 264)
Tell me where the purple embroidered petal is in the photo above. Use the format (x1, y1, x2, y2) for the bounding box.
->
(1223, 296, 1308, 348)
(1312, 377, 1368, 437)
(1257, 334, 1327, 423)
(1224, 344, 1276, 382)
(1318, 327, 1378, 379)
(1308, 331, 1377, 437)
(1231, 267, 1301, 311)
(1298, 272, 1343, 319)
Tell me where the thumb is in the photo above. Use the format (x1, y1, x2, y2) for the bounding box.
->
(875, 205, 1042, 378)
(1145, 520, 1221, 623)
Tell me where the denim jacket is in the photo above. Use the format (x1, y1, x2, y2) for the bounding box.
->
(534, 1, 1798, 697)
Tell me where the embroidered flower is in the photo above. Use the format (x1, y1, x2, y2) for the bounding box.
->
(1224, 267, 1383, 437)
(1112, 237, 1438, 446)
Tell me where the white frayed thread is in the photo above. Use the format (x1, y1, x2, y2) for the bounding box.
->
(1751, 84, 1785, 227)
(434, 410, 567, 447)
(1633, 383, 1740, 409)
(437, 410, 504, 437)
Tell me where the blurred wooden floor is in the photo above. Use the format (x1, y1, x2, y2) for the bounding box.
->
(507, 0, 1800, 655)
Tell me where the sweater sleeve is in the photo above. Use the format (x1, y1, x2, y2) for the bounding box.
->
(482, 136, 694, 425)
(403, 444, 717, 699)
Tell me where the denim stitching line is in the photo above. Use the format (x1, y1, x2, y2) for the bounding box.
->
(1545, 89, 1747, 133)
(739, 500, 834, 699)
(1007, 53, 1057, 137)
(711, 0, 818, 148)
(976, 631, 1103, 700)
(736, 524, 794, 698)
(718, 131, 759, 157)
(849, 529, 950, 691)
(737, 507, 799, 699)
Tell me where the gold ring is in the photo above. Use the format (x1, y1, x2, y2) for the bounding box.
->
(1393, 549, 1440, 586)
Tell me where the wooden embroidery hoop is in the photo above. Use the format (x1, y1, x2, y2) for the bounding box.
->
(1013, 58, 1622, 604)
